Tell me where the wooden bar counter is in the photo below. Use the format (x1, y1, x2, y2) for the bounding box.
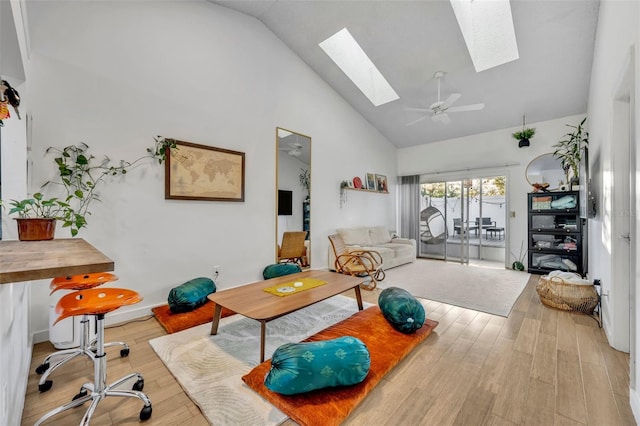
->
(0, 238, 114, 284)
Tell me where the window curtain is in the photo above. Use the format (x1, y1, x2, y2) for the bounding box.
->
(399, 175, 420, 255)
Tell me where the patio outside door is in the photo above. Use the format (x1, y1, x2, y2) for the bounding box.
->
(418, 176, 506, 266)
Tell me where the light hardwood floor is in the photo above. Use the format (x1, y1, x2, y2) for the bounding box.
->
(22, 275, 636, 425)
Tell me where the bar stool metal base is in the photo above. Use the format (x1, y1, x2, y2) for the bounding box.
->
(36, 315, 130, 392)
(35, 310, 152, 425)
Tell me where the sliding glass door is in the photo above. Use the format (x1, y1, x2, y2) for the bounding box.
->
(418, 175, 507, 266)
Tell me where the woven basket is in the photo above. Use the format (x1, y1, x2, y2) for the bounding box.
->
(536, 274, 599, 314)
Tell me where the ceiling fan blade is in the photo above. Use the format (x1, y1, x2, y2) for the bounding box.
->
(442, 93, 462, 108)
(404, 107, 430, 113)
(432, 113, 451, 125)
(405, 115, 428, 126)
(447, 103, 485, 113)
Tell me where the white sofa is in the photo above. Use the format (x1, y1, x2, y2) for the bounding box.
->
(328, 226, 416, 271)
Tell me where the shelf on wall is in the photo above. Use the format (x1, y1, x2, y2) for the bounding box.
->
(342, 187, 389, 194)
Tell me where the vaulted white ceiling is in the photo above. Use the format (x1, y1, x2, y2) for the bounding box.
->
(211, 0, 599, 148)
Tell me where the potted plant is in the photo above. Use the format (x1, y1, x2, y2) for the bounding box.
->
(511, 241, 527, 271)
(299, 168, 310, 200)
(2, 137, 177, 240)
(553, 117, 588, 186)
(512, 127, 536, 148)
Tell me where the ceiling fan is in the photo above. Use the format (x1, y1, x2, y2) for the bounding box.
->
(405, 71, 485, 126)
(279, 141, 303, 157)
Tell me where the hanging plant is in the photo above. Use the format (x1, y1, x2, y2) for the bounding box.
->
(512, 127, 535, 148)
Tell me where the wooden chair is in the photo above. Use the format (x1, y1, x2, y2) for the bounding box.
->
(328, 234, 385, 290)
(278, 231, 308, 267)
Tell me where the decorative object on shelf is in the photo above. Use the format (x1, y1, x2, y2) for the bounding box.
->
(2, 138, 176, 239)
(375, 174, 388, 192)
(512, 115, 535, 148)
(165, 140, 245, 202)
(510, 241, 527, 271)
(352, 176, 362, 189)
(552, 117, 588, 186)
(366, 173, 376, 190)
(531, 183, 550, 193)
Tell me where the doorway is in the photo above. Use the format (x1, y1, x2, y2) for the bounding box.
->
(418, 175, 507, 267)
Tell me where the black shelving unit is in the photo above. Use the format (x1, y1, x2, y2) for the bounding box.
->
(527, 191, 586, 276)
(302, 199, 310, 238)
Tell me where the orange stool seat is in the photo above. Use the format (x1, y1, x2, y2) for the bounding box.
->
(36, 273, 131, 394)
(50, 272, 119, 294)
(54, 288, 143, 325)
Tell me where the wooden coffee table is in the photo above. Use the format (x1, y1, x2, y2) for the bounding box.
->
(208, 270, 363, 362)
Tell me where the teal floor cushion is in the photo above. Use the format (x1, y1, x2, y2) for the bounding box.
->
(168, 277, 216, 313)
(378, 287, 425, 334)
(264, 336, 370, 395)
(263, 263, 302, 280)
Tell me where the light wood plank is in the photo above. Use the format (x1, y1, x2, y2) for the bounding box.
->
(530, 332, 557, 385)
(556, 350, 587, 424)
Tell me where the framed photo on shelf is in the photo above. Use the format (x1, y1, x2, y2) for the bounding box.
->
(366, 173, 377, 190)
(376, 174, 388, 192)
(165, 140, 245, 201)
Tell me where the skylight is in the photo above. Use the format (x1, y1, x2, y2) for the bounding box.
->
(319, 28, 399, 107)
(450, 0, 519, 72)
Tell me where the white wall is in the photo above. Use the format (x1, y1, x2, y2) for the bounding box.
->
(586, 0, 640, 419)
(0, 81, 30, 426)
(397, 113, 586, 268)
(19, 1, 397, 339)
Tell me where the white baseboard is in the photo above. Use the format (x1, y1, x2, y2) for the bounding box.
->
(630, 387, 640, 424)
(31, 302, 163, 344)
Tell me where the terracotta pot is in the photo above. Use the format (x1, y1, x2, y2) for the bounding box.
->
(16, 218, 57, 241)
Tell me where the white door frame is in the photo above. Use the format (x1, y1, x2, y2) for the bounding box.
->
(608, 48, 635, 357)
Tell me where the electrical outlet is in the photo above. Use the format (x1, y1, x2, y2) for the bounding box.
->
(213, 265, 220, 281)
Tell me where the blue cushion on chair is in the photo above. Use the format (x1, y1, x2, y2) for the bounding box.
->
(262, 263, 302, 280)
(264, 336, 370, 395)
(378, 287, 425, 334)
(167, 277, 216, 313)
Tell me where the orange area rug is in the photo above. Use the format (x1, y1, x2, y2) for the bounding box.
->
(242, 305, 438, 426)
(151, 300, 235, 334)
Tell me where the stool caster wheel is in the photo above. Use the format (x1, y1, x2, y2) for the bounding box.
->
(140, 405, 152, 421)
(120, 348, 130, 357)
(72, 389, 88, 401)
(133, 378, 144, 391)
(35, 363, 49, 375)
(38, 380, 53, 392)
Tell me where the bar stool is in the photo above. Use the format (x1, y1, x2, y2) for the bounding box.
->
(35, 273, 130, 392)
(35, 288, 152, 425)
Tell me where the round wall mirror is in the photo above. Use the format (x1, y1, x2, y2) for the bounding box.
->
(526, 153, 565, 188)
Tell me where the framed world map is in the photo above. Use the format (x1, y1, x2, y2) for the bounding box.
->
(165, 140, 245, 201)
